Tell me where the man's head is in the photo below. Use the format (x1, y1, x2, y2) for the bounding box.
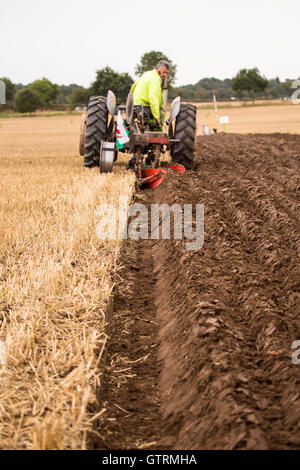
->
(155, 60, 170, 79)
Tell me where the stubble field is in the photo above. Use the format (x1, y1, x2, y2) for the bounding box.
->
(0, 114, 135, 448)
(196, 103, 300, 134)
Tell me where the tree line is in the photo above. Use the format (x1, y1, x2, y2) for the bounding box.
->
(172, 71, 296, 101)
(1, 51, 298, 113)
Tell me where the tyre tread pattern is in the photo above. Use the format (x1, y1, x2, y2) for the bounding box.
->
(84, 96, 108, 167)
(171, 103, 196, 169)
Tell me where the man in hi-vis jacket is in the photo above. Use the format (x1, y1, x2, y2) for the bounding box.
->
(130, 60, 169, 129)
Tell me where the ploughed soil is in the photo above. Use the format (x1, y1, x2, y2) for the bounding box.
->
(91, 133, 300, 450)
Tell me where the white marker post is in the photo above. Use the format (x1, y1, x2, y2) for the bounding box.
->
(212, 90, 219, 132)
(220, 116, 230, 132)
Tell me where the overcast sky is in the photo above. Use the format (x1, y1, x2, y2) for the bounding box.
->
(0, 0, 299, 87)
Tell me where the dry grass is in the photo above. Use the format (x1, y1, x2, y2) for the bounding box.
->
(0, 115, 135, 449)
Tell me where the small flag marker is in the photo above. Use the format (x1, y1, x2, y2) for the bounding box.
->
(116, 111, 129, 149)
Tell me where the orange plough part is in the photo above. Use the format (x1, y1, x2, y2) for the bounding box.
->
(141, 164, 186, 189)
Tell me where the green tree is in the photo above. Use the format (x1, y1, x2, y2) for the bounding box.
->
(14, 88, 41, 113)
(231, 68, 268, 101)
(269, 86, 280, 99)
(170, 76, 234, 101)
(135, 51, 177, 87)
(281, 79, 294, 97)
(70, 86, 91, 106)
(196, 87, 210, 100)
(58, 83, 81, 104)
(15, 83, 25, 91)
(90, 67, 133, 104)
(29, 77, 60, 108)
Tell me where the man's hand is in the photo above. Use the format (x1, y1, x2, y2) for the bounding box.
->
(156, 118, 161, 128)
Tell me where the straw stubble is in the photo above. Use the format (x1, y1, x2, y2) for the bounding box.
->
(0, 115, 135, 449)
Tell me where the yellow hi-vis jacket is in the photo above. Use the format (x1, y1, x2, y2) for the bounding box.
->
(130, 69, 163, 120)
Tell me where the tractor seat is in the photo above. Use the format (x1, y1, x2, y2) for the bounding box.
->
(117, 104, 153, 120)
(133, 105, 153, 120)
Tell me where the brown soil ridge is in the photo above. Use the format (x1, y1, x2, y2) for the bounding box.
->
(152, 134, 300, 450)
(92, 133, 300, 450)
(89, 227, 173, 450)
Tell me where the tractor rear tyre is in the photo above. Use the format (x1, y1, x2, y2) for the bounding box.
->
(84, 96, 108, 168)
(171, 103, 196, 169)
